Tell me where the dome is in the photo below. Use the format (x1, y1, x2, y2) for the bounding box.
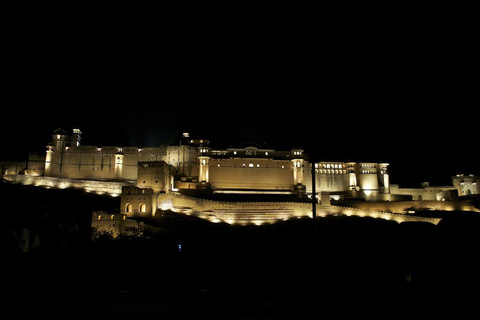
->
(53, 128, 68, 136)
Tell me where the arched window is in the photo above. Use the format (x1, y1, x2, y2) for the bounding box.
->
(139, 203, 146, 212)
(125, 203, 132, 213)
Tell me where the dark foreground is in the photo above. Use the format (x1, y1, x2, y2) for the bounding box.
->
(1, 182, 479, 319)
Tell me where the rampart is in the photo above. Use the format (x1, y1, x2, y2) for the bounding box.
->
(390, 184, 457, 201)
(347, 200, 477, 213)
(2, 174, 134, 196)
(157, 193, 441, 225)
(91, 212, 142, 238)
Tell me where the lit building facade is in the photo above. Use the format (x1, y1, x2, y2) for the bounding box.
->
(30, 128, 199, 181)
(30, 129, 391, 201)
(4, 128, 473, 225)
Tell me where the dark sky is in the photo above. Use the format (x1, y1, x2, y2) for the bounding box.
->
(2, 5, 478, 186)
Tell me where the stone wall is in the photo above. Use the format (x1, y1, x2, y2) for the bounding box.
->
(157, 193, 441, 225)
(3, 174, 133, 196)
(347, 199, 477, 214)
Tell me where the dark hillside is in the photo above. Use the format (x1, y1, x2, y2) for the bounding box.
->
(1, 181, 478, 318)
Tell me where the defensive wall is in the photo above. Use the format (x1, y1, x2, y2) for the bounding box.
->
(91, 211, 142, 238)
(390, 184, 457, 201)
(156, 193, 442, 225)
(347, 199, 478, 214)
(2, 174, 134, 196)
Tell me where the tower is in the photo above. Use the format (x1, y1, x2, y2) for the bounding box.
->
(45, 145, 54, 176)
(346, 162, 358, 191)
(115, 148, 124, 179)
(291, 148, 306, 196)
(52, 128, 68, 151)
(379, 163, 390, 194)
(46, 128, 68, 175)
(198, 146, 210, 184)
(70, 128, 82, 147)
(291, 148, 304, 185)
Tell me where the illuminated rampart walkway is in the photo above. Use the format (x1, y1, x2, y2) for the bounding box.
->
(157, 194, 442, 225)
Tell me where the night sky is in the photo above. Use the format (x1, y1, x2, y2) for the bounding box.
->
(2, 5, 477, 186)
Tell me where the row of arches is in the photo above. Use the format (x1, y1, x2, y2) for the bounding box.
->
(125, 203, 147, 213)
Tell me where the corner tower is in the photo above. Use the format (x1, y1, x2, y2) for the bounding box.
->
(291, 148, 306, 197)
(115, 148, 124, 179)
(198, 146, 211, 186)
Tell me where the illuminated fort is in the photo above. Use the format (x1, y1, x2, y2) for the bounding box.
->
(2, 128, 479, 226)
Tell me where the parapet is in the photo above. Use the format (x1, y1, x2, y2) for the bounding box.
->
(122, 186, 154, 195)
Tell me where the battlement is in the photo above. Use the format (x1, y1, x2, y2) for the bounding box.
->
(91, 211, 141, 238)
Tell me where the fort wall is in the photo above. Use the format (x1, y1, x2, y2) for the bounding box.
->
(390, 184, 457, 201)
(1, 161, 26, 175)
(44, 143, 198, 182)
(91, 212, 141, 238)
(3, 174, 133, 196)
(155, 193, 441, 225)
(347, 200, 477, 214)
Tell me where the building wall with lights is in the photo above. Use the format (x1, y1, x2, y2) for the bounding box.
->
(452, 174, 480, 196)
(27, 129, 392, 199)
(120, 186, 157, 217)
(20, 129, 477, 205)
(191, 146, 391, 200)
(34, 128, 199, 182)
(91, 211, 141, 238)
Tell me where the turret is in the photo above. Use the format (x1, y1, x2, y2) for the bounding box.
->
(52, 128, 68, 151)
(45, 145, 54, 176)
(291, 148, 306, 197)
(115, 147, 124, 179)
(291, 148, 304, 185)
(379, 163, 390, 194)
(346, 162, 358, 191)
(70, 128, 82, 147)
(198, 146, 211, 183)
(359, 163, 379, 198)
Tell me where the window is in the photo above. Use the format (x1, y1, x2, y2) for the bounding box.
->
(125, 203, 132, 213)
(139, 203, 146, 212)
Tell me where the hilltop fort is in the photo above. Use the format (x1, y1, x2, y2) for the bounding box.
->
(2, 128, 478, 228)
